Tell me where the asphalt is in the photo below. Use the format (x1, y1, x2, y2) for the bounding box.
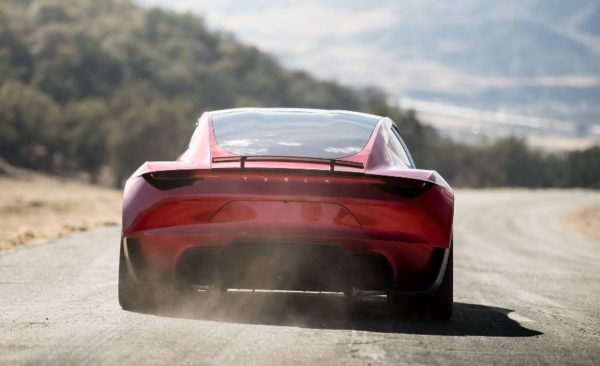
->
(1, 189, 600, 365)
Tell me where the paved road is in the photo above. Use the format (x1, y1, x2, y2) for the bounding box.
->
(1, 190, 600, 365)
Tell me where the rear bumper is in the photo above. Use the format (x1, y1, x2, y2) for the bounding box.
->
(122, 224, 450, 293)
(121, 170, 454, 294)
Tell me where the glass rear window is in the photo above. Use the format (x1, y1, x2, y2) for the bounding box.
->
(211, 110, 379, 159)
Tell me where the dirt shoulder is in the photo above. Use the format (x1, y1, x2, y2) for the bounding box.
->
(564, 203, 600, 242)
(0, 168, 121, 250)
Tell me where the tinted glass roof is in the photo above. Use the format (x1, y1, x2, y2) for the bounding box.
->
(211, 109, 380, 159)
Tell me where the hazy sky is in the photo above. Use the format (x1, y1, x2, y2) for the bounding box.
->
(134, 0, 398, 89)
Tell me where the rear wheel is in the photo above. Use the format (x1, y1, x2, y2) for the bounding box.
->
(427, 246, 453, 320)
(390, 293, 420, 318)
(118, 242, 183, 310)
(389, 246, 453, 319)
(118, 242, 154, 310)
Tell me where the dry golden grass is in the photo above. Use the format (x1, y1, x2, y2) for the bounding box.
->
(564, 203, 600, 242)
(0, 172, 121, 250)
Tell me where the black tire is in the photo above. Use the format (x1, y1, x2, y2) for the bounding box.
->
(428, 245, 453, 320)
(119, 242, 187, 311)
(390, 293, 421, 318)
(118, 242, 154, 310)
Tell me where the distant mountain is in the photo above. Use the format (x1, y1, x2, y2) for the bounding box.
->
(365, 19, 599, 77)
(136, 0, 600, 131)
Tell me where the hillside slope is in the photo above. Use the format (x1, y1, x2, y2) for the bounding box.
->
(0, 0, 598, 188)
(0, 0, 430, 184)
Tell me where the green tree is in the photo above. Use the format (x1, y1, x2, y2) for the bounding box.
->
(63, 99, 110, 182)
(0, 80, 62, 170)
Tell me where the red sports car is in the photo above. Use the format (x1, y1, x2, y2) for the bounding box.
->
(119, 108, 454, 319)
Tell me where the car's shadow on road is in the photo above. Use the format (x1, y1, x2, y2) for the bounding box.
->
(139, 291, 542, 337)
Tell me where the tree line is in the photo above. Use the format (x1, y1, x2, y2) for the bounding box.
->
(0, 0, 598, 188)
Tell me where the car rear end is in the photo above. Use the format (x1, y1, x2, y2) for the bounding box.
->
(122, 164, 453, 295)
(119, 109, 454, 316)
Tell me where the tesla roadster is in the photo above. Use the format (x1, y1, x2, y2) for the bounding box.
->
(119, 108, 454, 319)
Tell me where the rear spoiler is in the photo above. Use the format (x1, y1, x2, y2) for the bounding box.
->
(212, 156, 364, 171)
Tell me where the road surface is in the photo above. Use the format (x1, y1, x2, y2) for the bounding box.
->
(1, 190, 599, 365)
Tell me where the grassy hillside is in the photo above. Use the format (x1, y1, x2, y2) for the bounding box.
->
(0, 0, 433, 183)
(0, 0, 598, 188)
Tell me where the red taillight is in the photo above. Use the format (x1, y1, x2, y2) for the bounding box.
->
(380, 177, 433, 198)
(143, 170, 203, 190)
